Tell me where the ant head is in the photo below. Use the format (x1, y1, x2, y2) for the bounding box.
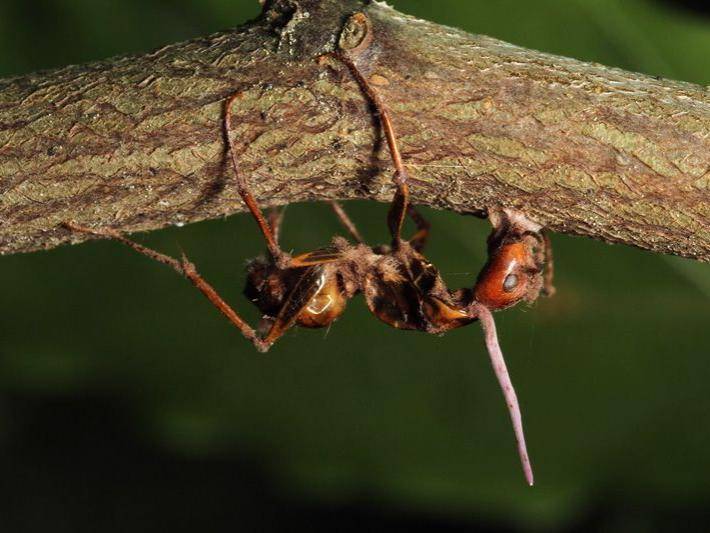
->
(473, 237, 543, 311)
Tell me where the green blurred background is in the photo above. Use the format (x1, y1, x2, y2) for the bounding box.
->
(1, 0, 709, 531)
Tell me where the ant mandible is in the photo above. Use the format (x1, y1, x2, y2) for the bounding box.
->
(65, 44, 553, 486)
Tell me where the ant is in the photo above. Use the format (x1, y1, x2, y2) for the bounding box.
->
(65, 50, 553, 486)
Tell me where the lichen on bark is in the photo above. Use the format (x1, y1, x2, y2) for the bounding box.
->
(0, 0, 708, 261)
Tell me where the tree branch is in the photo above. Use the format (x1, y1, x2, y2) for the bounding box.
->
(0, 0, 708, 260)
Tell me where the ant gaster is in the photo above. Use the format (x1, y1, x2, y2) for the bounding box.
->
(65, 46, 553, 486)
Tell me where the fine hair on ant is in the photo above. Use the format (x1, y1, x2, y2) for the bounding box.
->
(64, 26, 554, 485)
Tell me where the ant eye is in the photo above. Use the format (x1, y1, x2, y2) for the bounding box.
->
(503, 273, 519, 292)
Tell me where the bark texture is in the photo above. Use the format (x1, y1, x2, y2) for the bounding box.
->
(0, 0, 708, 260)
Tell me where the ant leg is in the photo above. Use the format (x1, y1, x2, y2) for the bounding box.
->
(224, 91, 285, 264)
(268, 207, 286, 245)
(63, 223, 269, 352)
(337, 54, 410, 246)
(330, 201, 364, 243)
(541, 231, 556, 297)
(407, 206, 430, 252)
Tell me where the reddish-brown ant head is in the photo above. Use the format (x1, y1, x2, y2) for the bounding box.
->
(473, 236, 544, 311)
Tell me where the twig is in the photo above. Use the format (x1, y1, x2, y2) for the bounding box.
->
(0, 0, 708, 261)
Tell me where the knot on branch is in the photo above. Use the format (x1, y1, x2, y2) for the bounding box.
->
(261, 0, 370, 57)
(339, 12, 373, 53)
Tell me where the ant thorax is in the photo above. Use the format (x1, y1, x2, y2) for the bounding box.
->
(359, 240, 470, 333)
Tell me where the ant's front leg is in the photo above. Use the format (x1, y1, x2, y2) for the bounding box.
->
(63, 222, 271, 352)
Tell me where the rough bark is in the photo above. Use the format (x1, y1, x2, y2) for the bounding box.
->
(0, 0, 708, 261)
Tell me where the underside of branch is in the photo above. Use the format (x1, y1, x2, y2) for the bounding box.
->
(0, 0, 708, 261)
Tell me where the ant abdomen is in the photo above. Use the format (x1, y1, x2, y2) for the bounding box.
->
(243, 257, 293, 317)
(296, 271, 348, 328)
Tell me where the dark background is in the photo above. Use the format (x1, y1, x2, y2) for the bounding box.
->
(1, 1, 709, 531)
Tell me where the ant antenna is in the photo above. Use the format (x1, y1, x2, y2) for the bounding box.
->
(474, 304, 534, 486)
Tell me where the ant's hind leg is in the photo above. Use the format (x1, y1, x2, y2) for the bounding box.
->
(224, 92, 285, 265)
(63, 222, 269, 352)
(330, 201, 364, 243)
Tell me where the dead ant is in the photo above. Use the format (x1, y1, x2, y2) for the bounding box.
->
(64, 52, 553, 486)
